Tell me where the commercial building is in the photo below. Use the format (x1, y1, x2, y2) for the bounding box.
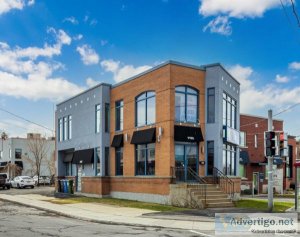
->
(56, 61, 241, 205)
(0, 133, 55, 179)
(240, 114, 297, 194)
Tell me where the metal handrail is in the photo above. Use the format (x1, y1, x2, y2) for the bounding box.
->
(172, 166, 207, 206)
(213, 167, 235, 199)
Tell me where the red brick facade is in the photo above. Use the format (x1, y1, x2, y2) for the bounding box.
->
(240, 114, 297, 193)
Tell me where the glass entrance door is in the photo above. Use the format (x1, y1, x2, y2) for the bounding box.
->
(175, 144, 198, 182)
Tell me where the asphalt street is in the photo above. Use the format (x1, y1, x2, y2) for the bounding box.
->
(0, 199, 214, 237)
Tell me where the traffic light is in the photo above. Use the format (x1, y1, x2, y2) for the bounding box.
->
(265, 131, 276, 157)
(279, 132, 284, 150)
(279, 132, 288, 157)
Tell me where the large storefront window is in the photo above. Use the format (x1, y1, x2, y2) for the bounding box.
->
(175, 144, 198, 181)
(175, 86, 198, 123)
(222, 144, 236, 176)
(136, 91, 155, 127)
(115, 147, 123, 176)
(223, 92, 237, 129)
(136, 143, 155, 175)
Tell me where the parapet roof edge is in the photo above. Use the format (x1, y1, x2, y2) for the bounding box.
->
(240, 113, 284, 122)
(56, 83, 111, 106)
(112, 60, 205, 88)
(202, 63, 240, 85)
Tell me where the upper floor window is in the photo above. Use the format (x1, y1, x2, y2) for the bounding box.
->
(240, 131, 246, 148)
(222, 92, 237, 129)
(63, 117, 68, 141)
(15, 149, 22, 159)
(68, 115, 72, 140)
(207, 88, 215, 123)
(175, 86, 198, 123)
(135, 91, 155, 127)
(58, 118, 63, 142)
(115, 100, 123, 131)
(96, 104, 101, 133)
(254, 134, 258, 148)
(105, 103, 110, 133)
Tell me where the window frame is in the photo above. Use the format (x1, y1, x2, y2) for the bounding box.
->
(115, 100, 124, 131)
(207, 87, 215, 123)
(175, 85, 199, 123)
(115, 147, 123, 176)
(222, 92, 237, 129)
(68, 115, 72, 140)
(135, 143, 155, 176)
(95, 104, 101, 133)
(105, 103, 110, 133)
(222, 144, 236, 176)
(15, 148, 22, 159)
(135, 91, 156, 127)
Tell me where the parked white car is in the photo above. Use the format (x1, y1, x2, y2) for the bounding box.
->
(11, 176, 35, 189)
(33, 176, 51, 185)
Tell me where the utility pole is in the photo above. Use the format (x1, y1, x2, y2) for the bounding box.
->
(267, 109, 273, 212)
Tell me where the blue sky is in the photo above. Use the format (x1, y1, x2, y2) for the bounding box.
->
(1, 0, 300, 137)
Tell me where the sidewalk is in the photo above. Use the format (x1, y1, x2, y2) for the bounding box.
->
(0, 194, 215, 231)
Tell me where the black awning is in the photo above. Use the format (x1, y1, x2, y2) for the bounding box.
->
(239, 151, 249, 164)
(15, 161, 23, 169)
(174, 125, 203, 143)
(111, 134, 124, 147)
(63, 153, 73, 163)
(131, 128, 156, 144)
(72, 148, 94, 164)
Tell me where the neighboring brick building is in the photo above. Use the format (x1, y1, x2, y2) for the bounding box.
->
(240, 114, 298, 194)
(56, 60, 241, 204)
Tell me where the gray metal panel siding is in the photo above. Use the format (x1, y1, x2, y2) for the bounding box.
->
(56, 84, 110, 177)
(205, 66, 240, 176)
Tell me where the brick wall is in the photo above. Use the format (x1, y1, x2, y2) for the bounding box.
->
(109, 63, 206, 195)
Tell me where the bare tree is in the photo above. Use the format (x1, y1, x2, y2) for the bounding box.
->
(1, 131, 8, 154)
(27, 136, 50, 186)
(4, 162, 22, 179)
(46, 151, 56, 185)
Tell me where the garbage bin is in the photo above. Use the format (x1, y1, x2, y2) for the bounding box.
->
(57, 179, 61, 192)
(68, 180, 74, 194)
(59, 179, 64, 193)
(63, 180, 68, 193)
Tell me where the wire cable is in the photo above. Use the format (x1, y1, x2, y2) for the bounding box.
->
(0, 107, 54, 132)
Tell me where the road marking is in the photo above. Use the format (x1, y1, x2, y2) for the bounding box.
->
(189, 230, 213, 237)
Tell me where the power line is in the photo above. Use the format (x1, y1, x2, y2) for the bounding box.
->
(0, 107, 54, 132)
(290, 0, 300, 27)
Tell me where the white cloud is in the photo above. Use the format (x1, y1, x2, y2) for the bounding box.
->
(86, 77, 100, 87)
(0, 28, 84, 101)
(289, 61, 300, 70)
(63, 16, 79, 25)
(199, 0, 287, 35)
(275, 74, 289, 83)
(101, 59, 152, 83)
(76, 44, 100, 65)
(199, 0, 281, 19)
(0, 0, 34, 15)
(228, 64, 300, 113)
(203, 16, 232, 36)
(73, 34, 83, 41)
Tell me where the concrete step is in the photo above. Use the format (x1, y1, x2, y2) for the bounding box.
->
(204, 198, 232, 204)
(206, 202, 234, 208)
(192, 190, 224, 195)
